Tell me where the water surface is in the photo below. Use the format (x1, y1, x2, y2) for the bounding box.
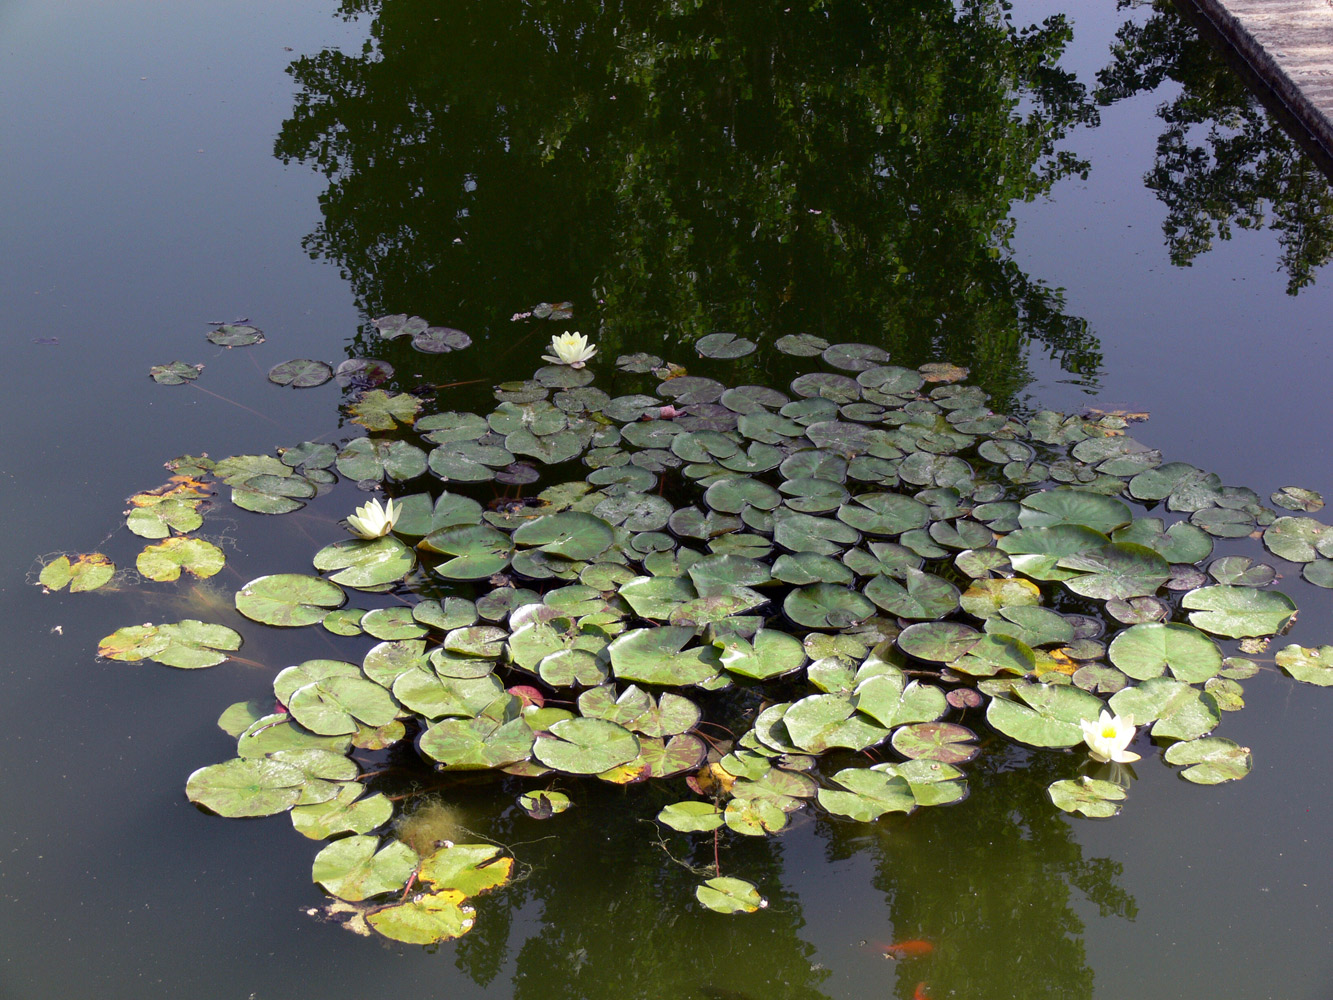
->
(2, 2, 1332, 998)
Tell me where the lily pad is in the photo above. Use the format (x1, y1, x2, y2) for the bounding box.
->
(1274, 644, 1333, 686)
(1107, 623, 1223, 683)
(312, 536, 415, 589)
(185, 758, 305, 817)
(98, 619, 242, 669)
(39, 553, 115, 592)
(889, 721, 976, 763)
(696, 877, 766, 914)
(1164, 737, 1252, 784)
(532, 717, 639, 774)
(1180, 585, 1296, 638)
(658, 801, 724, 832)
(291, 787, 393, 840)
(235, 574, 345, 626)
(608, 627, 722, 686)
(311, 835, 417, 901)
(985, 681, 1105, 748)
(784, 584, 876, 630)
(817, 768, 915, 821)
(268, 359, 332, 387)
(150, 361, 202, 384)
(136, 537, 225, 582)
(1048, 777, 1126, 818)
(1109, 678, 1220, 741)
(696, 332, 757, 359)
(419, 716, 535, 769)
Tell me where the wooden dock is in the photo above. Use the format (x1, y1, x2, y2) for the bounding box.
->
(1187, 0, 1333, 158)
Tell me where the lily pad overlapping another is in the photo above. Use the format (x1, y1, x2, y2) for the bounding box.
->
(101, 329, 1333, 944)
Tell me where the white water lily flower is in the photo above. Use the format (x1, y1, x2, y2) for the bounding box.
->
(346, 497, 400, 539)
(542, 331, 597, 368)
(1080, 710, 1140, 764)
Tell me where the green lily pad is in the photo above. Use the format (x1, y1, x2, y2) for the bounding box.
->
(716, 629, 807, 680)
(1164, 737, 1252, 784)
(896, 621, 981, 662)
(998, 524, 1110, 581)
(696, 332, 757, 358)
(985, 681, 1105, 748)
(1057, 543, 1170, 600)
(532, 717, 639, 774)
(230, 473, 316, 514)
(1019, 490, 1132, 533)
(817, 768, 915, 821)
(287, 676, 400, 735)
(1048, 777, 1126, 818)
(366, 889, 474, 944)
(783, 584, 876, 629)
(1109, 678, 1220, 741)
(891, 722, 979, 764)
(1113, 518, 1213, 564)
(865, 568, 960, 620)
(512, 512, 615, 560)
(291, 786, 393, 840)
(311, 835, 418, 901)
(347, 389, 422, 431)
(136, 537, 225, 582)
(268, 359, 332, 387)
(423, 524, 514, 580)
(1263, 516, 1333, 563)
(126, 498, 204, 538)
(236, 574, 345, 626)
(185, 757, 305, 817)
(312, 536, 415, 589)
(98, 619, 242, 669)
(150, 361, 202, 384)
(1271, 486, 1323, 512)
(335, 438, 428, 482)
(696, 876, 766, 914)
(1107, 623, 1223, 683)
(419, 716, 535, 769)
(207, 323, 264, 346)
(608, 627, 722, 686)
(1180, 585, 1296, 638)
(1274, 644, 1333, 686)
(781, 694, 889, 753)
(658, 801, 724, 832)
(39, 553, 115, 592)
(775, 333, 829, 356)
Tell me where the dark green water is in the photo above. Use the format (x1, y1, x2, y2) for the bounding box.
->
(2, 2, 1332, 997)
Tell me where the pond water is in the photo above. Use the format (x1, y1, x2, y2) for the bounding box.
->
(3, 1, 1332, 998)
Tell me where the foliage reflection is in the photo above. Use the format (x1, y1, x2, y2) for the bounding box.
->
(1096, 0, 1333, 294)
(276, 0, 1104, 404)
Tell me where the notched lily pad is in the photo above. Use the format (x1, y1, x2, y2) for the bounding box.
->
(39, 553, 115, 592)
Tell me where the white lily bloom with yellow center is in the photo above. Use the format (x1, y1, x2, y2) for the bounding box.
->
(346, 497, 400, 539)
(542, 331, 597, 368)
(1080, 710, 1140, 763)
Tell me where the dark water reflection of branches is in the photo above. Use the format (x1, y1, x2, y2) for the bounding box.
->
(1097, 0, 1333, 295)
(277, 0, 1105, 406)
(824, 746, 1137, 1000)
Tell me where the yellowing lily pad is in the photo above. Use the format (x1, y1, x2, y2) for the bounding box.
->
(39, 553, 115, 592)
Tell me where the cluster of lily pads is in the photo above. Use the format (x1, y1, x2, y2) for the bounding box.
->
(64, 322, 1333, 942)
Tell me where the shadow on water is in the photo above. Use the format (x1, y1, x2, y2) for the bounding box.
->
(1096, 0, 1333, 295)
(356, 739, 1134, 999)
(275, 0, 1106, 407)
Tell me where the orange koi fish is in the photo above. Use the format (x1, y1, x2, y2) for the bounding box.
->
(875, 939, 934, 960)
(912, 983, 931, 1000)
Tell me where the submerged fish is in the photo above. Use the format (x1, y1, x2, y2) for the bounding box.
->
(912, 983, 931, 1000)
(874, 939, 934, 960)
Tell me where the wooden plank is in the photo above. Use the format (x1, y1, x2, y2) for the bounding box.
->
(1187, 0, 1333, 156)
